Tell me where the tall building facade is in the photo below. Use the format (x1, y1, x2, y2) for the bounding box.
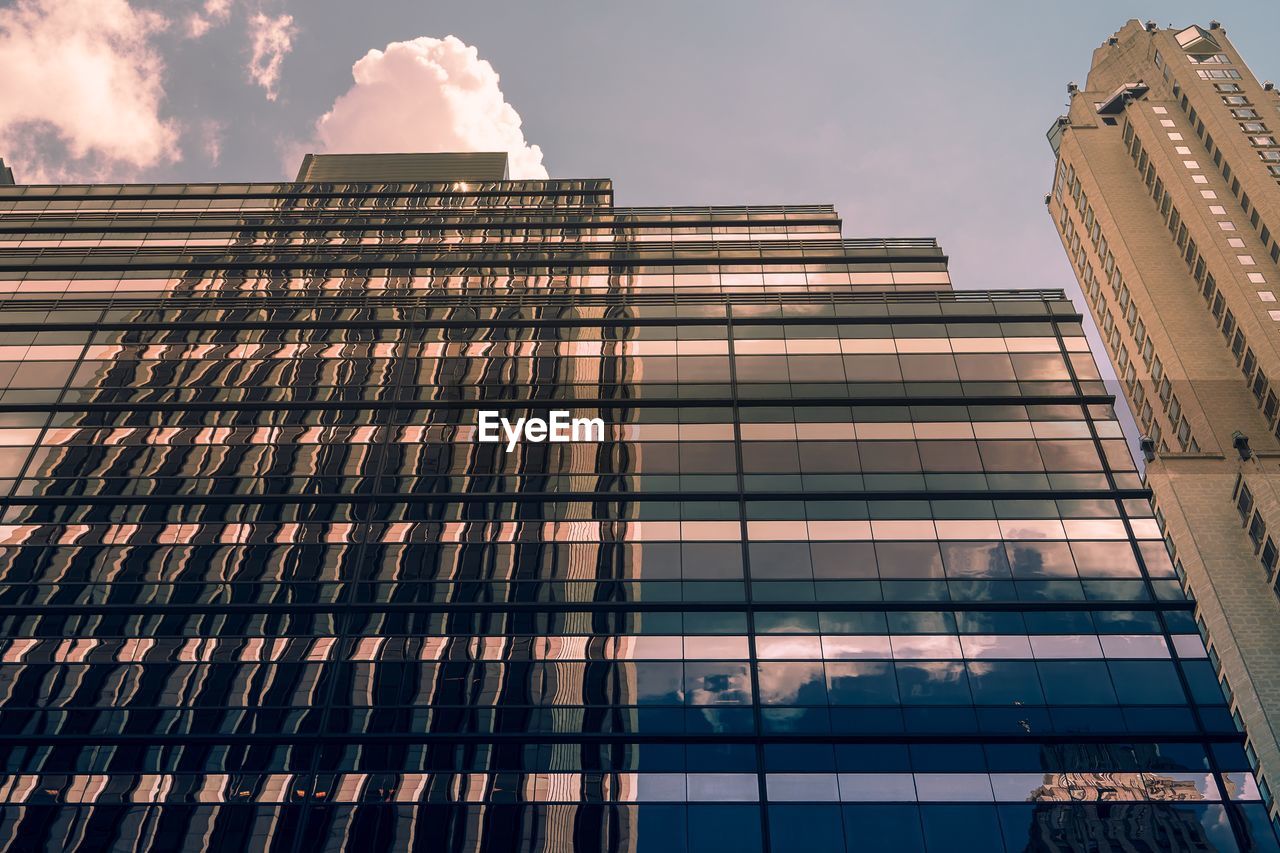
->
(1046, 19, 1280, 824)
(0, 153, 1270, 851)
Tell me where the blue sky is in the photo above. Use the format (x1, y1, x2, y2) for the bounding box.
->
(2, 2, 1278, 300)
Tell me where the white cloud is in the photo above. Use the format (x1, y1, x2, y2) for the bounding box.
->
(302, 35, 547, 179)
(0, 0, 180, 182)
(184, 0, 231, 39)
(247, 12, 294, 101)
(198, 119, 225, 166)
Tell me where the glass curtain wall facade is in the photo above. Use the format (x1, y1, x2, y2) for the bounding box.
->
(0, 166, 1273, 851)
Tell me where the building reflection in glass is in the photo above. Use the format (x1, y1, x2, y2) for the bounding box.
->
(0, 159, 1271, 851)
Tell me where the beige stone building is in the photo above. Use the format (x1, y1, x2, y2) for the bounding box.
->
(1048, 18, 1280, 816)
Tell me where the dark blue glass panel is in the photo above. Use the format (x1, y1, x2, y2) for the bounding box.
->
(834, 743, 912, 772)
(1183, 660, 1230, 705)
(920, 805, 1004, 852)
(896, 662, 973, 705)
(967, 661, 1045, 705)
(761, 706, 831, 733)
(1109, 661, 1187, 704)
(769, 805, 846, 853)
(903, 706, 980, 733)
(1037, 661, 1118, 704)
(1233, 803, 1280, 852)
(909, 742, 986, 772)
(687, 743, 757, 772)
(687, 805, 762, 853)
(842, 805, 925, 853)
(827, 662, 900, 705)
(765, 743, 836, 772)
(637, 805, 689, 853)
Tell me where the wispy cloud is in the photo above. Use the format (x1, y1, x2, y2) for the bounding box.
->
(198, 118, 226, 166)
(0, 0, 180, 182)
(184, 0, 231, 40)
(247, 12, 295, 101)
(297, 35, 547, 178)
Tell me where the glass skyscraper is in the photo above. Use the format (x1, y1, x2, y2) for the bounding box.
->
(0, 153, 1271, 851)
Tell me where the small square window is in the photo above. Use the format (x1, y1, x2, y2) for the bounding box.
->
(1258, 291, 1276, 302)
(1153, 106, 1168, 114)
(1239, 255, 1257, 265)
(1250, 513, 1267, 552)
(1219, 222, 1237, 231)
(1269, 310, 1280, 321)
(1249, 273, 1267, 284)
(1202, 190, 1218, 199)
(1168, 132, 1184, 141)
(1210, 205, 1227, 215)
(1239, 483, 1256, 524)
(1192, 175, 1209, 184)
(1228, 238, 1246, 248)
(1263, 538, 1278, 575)
(1183, 160, 1200, 169)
